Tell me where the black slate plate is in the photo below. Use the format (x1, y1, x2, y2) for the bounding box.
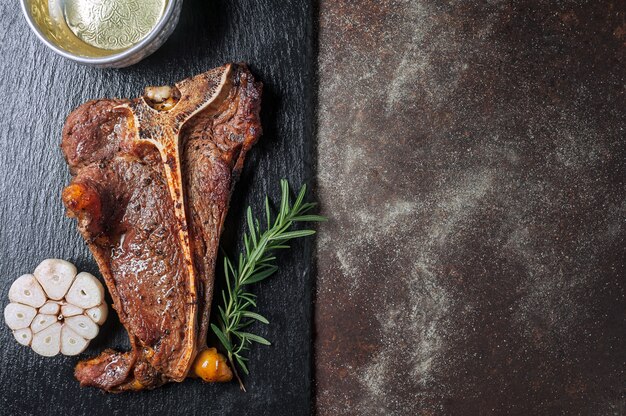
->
(0, 1, 315, 415)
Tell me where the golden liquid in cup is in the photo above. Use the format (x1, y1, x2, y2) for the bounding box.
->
(28, 0, 168, 57)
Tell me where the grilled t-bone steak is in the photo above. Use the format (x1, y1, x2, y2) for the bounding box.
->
(61, 63, 262, 392)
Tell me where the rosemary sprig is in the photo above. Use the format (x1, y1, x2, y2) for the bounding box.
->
(211, 179, 326, 391)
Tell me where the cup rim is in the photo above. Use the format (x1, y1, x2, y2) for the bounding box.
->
(19, 0, 177, 65)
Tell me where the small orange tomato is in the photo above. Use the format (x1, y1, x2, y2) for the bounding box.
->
(192, 348, 233, 383)
(62, 183, 100, 213)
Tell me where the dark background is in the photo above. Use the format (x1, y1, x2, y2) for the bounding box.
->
(3, 0, 625, 415)
(0, 1, 315, 415)
(315, 1, 626, 415)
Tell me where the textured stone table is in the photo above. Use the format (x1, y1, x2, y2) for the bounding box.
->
(315, 1, 625, 414)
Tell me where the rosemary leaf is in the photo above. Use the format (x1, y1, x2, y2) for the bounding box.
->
(211, 179, 325, 391)
(211, 324, 232, 352)
(239, 332, 272, 346)
(240, 311, 270, 324)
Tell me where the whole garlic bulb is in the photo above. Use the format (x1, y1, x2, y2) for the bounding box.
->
(4, 259, 108, 357)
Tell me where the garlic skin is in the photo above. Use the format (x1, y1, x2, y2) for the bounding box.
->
(4, 259, 108, 357)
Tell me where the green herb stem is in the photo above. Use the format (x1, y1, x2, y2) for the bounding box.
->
(211, 179, 326, 391)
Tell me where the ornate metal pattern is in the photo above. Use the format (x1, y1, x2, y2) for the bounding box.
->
(64, 0, 167, 50)
(22, 0, 182, 67)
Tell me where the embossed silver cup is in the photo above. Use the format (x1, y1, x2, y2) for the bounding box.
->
(20, 0, 183, 68)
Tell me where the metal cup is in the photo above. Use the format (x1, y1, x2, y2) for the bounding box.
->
(20, 0, 183, 68)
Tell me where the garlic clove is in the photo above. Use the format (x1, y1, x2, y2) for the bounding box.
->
(65, 272, 104, 309)
(39, 301, 60, 315)
(86, 304, 108, 325)
(60, 325, 89, 356)
(13, 328, 32, 346)
(65, 315, 99, 340)
(4, 303, 37, 330)
(31, 314, 59, 333)
(6, 260, 109, 356)
(61, 304, 83, 317)
(8, 274, 47, 308)
(31, 322, 62, 357)
(34, 259, 77, 300)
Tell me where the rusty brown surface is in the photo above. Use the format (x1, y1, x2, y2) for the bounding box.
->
(314, 1, 626, 414)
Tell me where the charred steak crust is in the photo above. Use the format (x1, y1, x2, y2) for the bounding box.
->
(61, 64, 262, 392)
